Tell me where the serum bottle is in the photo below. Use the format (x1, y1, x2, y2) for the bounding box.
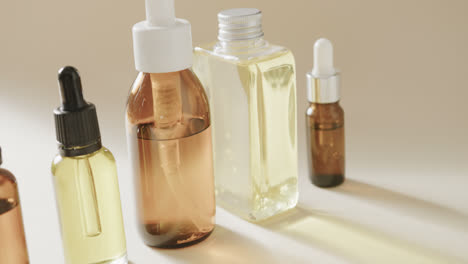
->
(0, 148, 29, 264)
(127, 0, 215, 248)
(51, 67, 127, 264)
(193, 8, 298, 221)
(306, 39, 345, 187)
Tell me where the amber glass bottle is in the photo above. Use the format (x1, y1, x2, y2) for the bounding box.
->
(128, 0, 215, 248)
(306, 38, 345, 187)
(306, 103, 345, 187)
(126, 70, 215, 248)
(0, 148, 29, 263)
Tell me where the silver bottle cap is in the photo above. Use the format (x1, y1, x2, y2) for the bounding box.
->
(307, 72, 340, 103)
(217, 8, 264, 42)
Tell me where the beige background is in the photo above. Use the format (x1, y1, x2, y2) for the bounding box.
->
(1, 0, 467, 263)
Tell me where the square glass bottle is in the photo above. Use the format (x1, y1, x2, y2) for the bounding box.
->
(194, 8, 298, 221)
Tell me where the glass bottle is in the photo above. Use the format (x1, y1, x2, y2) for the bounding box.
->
(193, 8, 298, 221)
(51, 66, 127, 264)
(305, 38, 345, 187)
(306, 103, 345, 187)
(0, 147, 29, 264)
(127, 0, 215, 248)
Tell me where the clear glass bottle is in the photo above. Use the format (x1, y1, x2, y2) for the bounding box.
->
(0, 147, 29, 264)
(128, 0, 215, 248)
(193, 8, 298, 221)
(51, 66, 127, 264)
(305, 38, 345, 187)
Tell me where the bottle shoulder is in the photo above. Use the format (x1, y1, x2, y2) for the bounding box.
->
(51, 147, 116, 174)
(0, 168, 18, 200)
(126, 69, 211, 137)
(195, 41, 294, 66)
(0, 168, 17, 185)
(99, 147, 116, 163)
(307, 102, 344, 122)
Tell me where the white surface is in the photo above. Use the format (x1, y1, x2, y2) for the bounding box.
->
(133, 0, 193, 73)
(1, 100, 467, 263)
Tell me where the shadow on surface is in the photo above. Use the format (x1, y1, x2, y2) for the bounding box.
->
(335, 179, 468, 232)
(157, 226, 280, 264)
(261, 206, 465, 264)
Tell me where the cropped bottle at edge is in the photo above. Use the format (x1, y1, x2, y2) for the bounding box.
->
(0, 147, 30, 264)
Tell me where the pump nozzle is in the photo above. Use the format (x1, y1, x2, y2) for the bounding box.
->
(312, 38, 336, 77)
(145, 0, 175, 26)
(58, 66, 87, 111)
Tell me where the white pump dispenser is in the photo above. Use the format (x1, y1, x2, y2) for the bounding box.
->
(307, 38, 341, 103)
(132, 0, 193, 73)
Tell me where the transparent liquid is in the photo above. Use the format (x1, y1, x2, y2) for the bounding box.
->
(0, 199, 29, 264)
(126, 70, 215, 248)
(128, 124, 215, 247)
(194, 44, 298, 221)
(51, 148, 127, 264)
(306, 103, 345, 187)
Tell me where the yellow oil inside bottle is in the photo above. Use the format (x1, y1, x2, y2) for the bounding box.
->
(194, 46, 298, 221)
(51, 148, 127, 264)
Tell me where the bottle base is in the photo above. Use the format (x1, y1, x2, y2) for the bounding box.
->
(216, 183, 299, 222)
(311, 174, 345, 188)
(247, 197, 298, 222)
(92, 254, 128, 264)
(141, 225, 214, 249)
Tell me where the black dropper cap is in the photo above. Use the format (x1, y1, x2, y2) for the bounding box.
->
(54, 66, 102, 157)
(0, 147, 3, 165)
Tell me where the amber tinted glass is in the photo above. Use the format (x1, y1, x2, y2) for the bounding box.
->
(126, 69, 215, 248)
(0, 169, 29, 263)
(306, 102, 345, 187)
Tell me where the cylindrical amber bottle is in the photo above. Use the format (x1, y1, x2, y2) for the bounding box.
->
(0, 148, 29, 264)
(126, 70, 215, 248)
(306, 38, 345, 187)
(127, 0, 215, 248)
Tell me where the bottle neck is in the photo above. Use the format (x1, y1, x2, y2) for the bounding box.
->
(307, 72, 341, 103)
(217, 17, 263, 41)
(216, 13, 265, 53)
(59, 140, 102, 157)
(215, 37, 267, 53)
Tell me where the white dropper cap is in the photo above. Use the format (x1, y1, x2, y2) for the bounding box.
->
(132, 0, 193, 73)
(312, 38, 336, 77)
(307, 38, 341, 103)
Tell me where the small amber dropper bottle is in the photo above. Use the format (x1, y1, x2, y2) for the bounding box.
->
(0, 147, 30, 263)
(306, 38, 345, 187)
